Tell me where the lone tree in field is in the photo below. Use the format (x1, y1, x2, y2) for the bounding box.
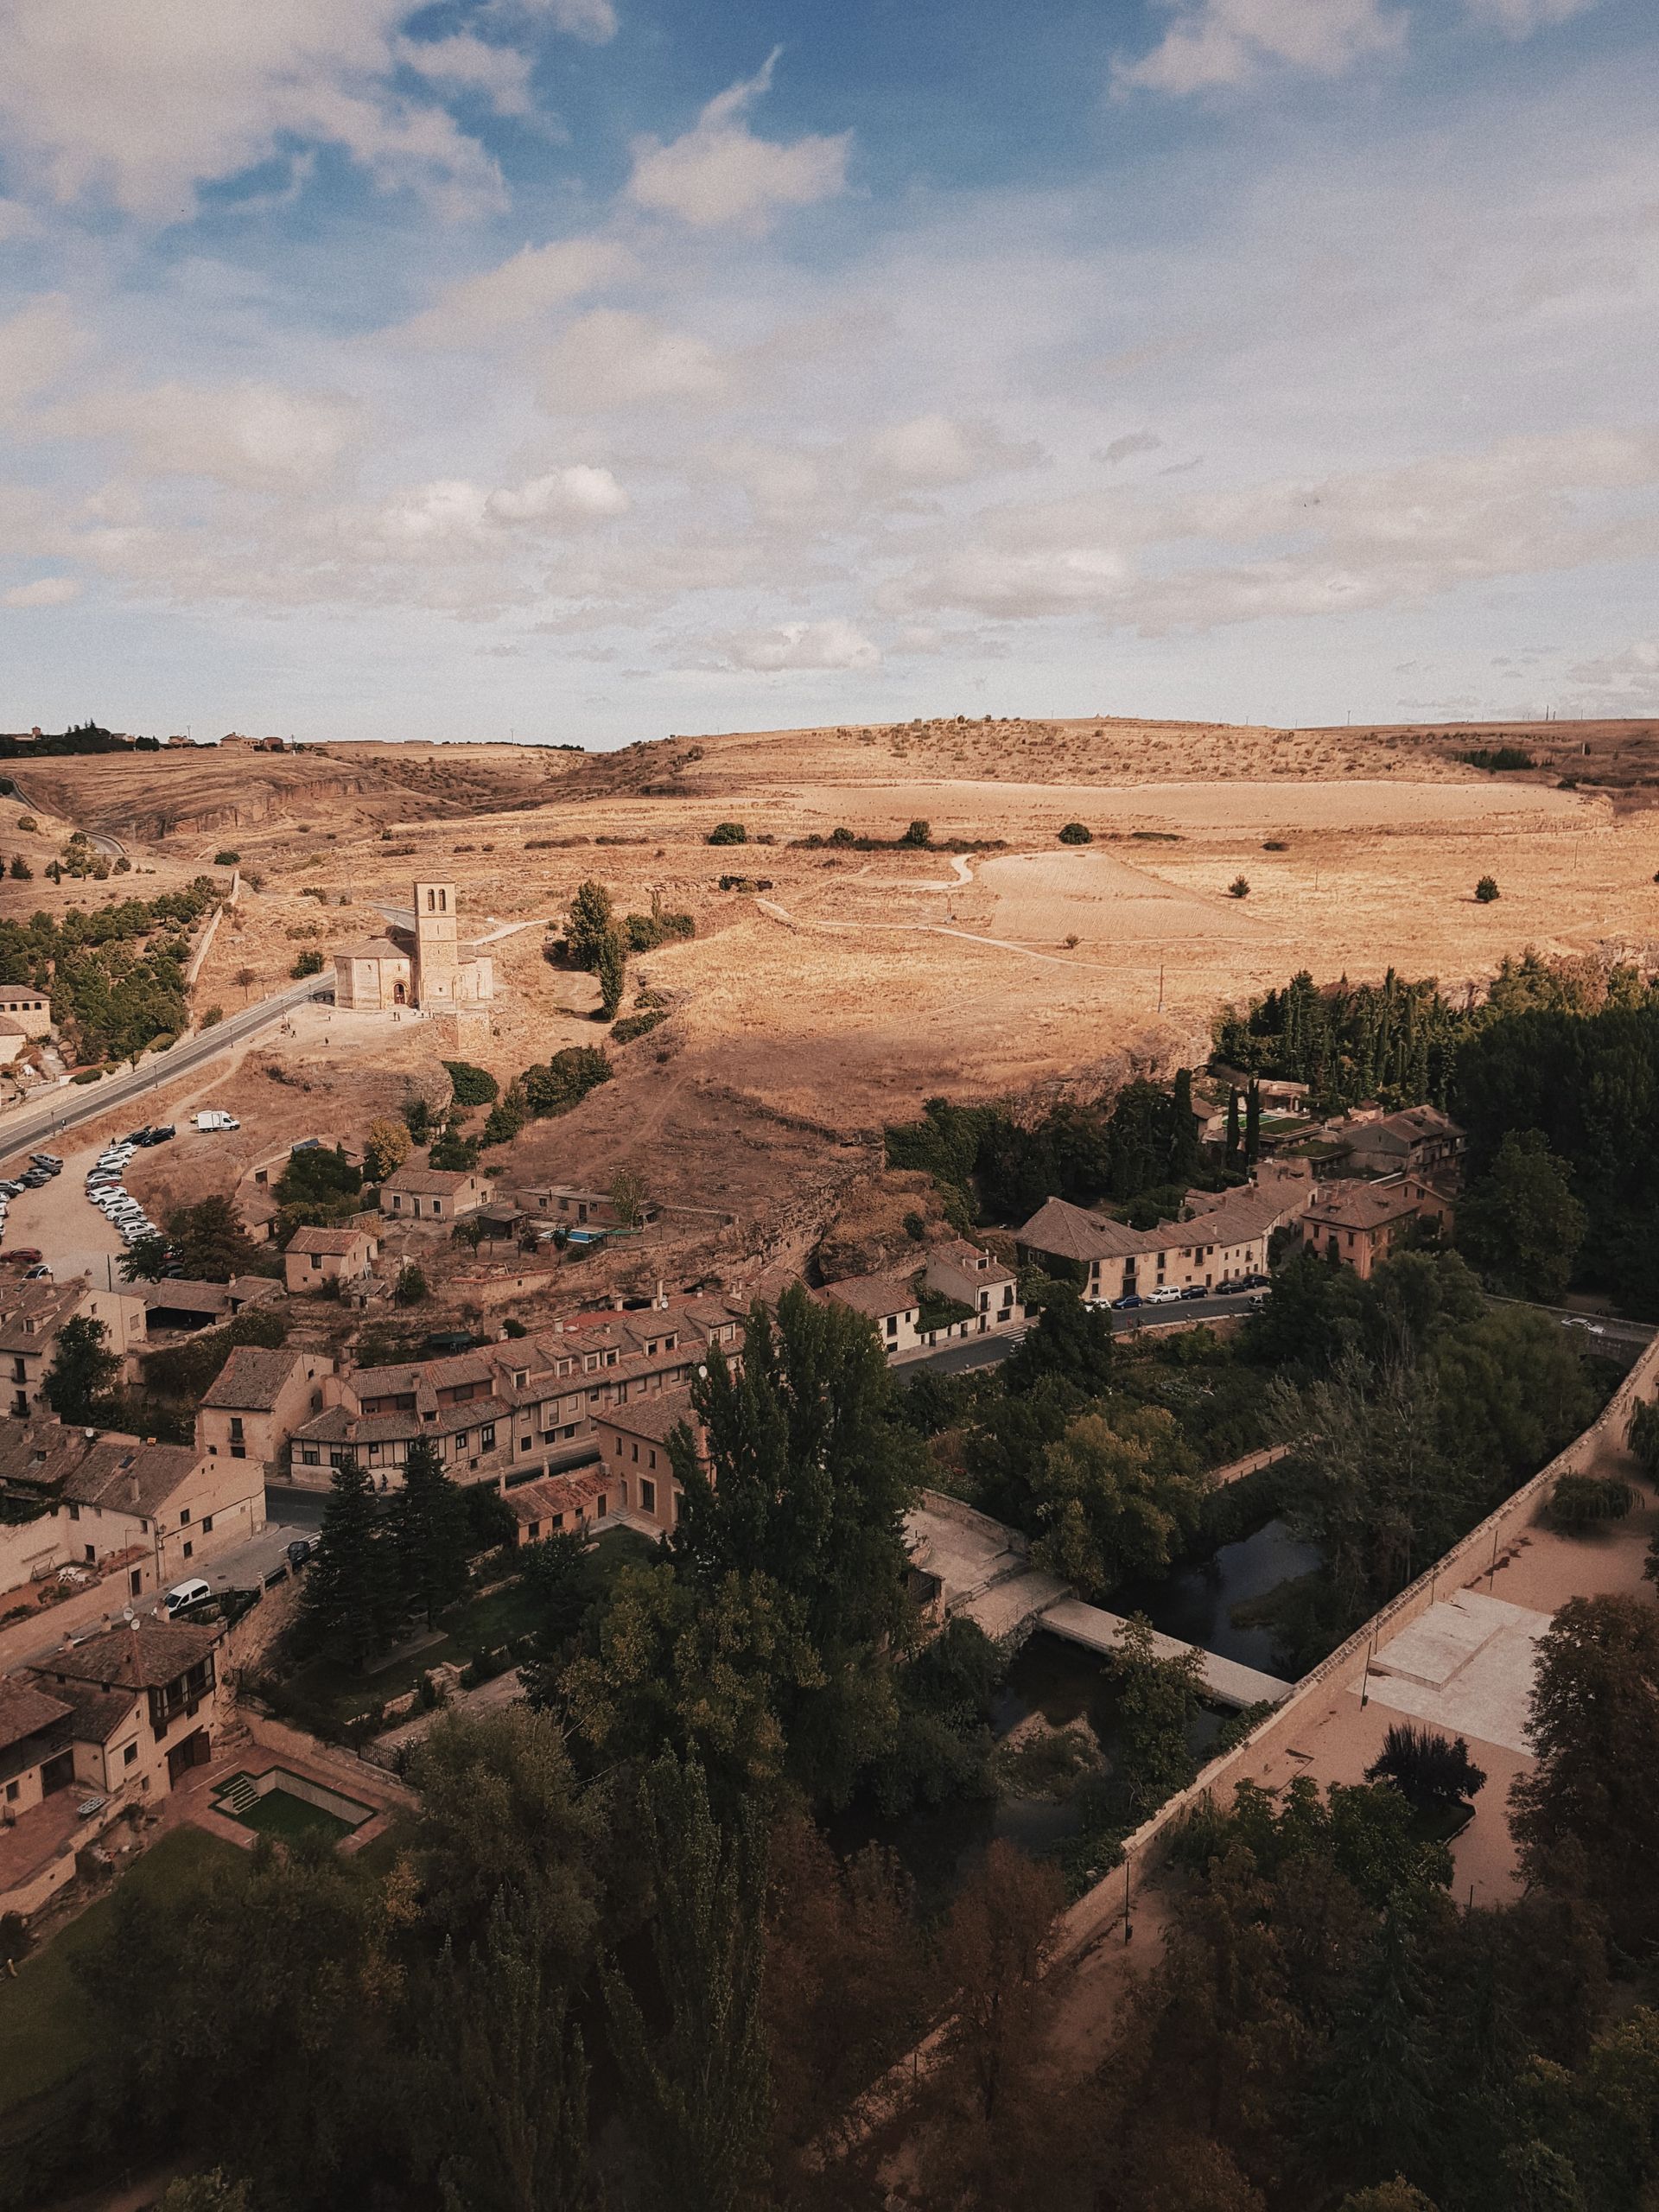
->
(1475, 875, 1500, 902)
(594, 931, 626, 1021)
(1058, 821, 1093, 845)
(1228, 875, 1250, 899)
(901, 819, 931, 848)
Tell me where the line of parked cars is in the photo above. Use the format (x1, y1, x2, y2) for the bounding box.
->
(0, 1152, 61, 1261)
(1109, 1274, 1272, 1310)
(86, 1129, 175, 1258)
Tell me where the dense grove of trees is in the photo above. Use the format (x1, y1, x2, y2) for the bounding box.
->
(886, 1072, 1205, 1225)
(0, 876, 219, 1062)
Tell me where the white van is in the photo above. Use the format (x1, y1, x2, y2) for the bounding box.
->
(162, 1577, 212, 1618)
(194, 1110, 239, 1133)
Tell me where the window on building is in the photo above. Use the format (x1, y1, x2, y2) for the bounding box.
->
(480, 1423, 496, 1451)
(179, 1506, 191, 1525)
(596, 1492, 608, 1517)
(124, 1741, 137, 1766)
(182, 1541, 193, 1559)
(230, 1444, 245, 1459)
(639, 1477, 657, 1515)
(201, 1516, 213, 1535)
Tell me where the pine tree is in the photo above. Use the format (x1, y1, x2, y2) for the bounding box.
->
(603, 1757, 771, 2212)
(300, 1454, 397, 1670)
(394, 1434, 473, 1629)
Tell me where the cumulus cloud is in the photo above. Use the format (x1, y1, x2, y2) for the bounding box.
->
(0, 0, 505, 219)
(486, 465, 629, 521)
(1116, 0, 1406, 96)
(0, 296, 90, 422)
(396, 238, 636, 346)
(397, 33, 536, 117)
(1565, 639, 1659, 709)
(626, 50, 849, 231)
(3, 575, 81, 607)
(48, 381, 361, 488)
(718, 618, 882, 671)
(374, 465, 627, 545)
(865, 413, 1043, 488)
(539, 309, 728, 411)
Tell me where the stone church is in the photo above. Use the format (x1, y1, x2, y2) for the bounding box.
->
(332, 880, 495, 1018)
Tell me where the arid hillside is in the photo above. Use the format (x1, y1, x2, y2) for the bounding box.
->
(5, 713, 1658, 1279)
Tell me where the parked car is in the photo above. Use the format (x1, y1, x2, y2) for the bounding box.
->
(162, 1577, 213, 1618)
(194, 1110, 239, 1133)
(1112, 1293, 1145, 1309)
(1212, 1278, 1247, 1296)
(286, 1537, 320, 1568)
(29, 1153, 61, 1172)
(1, 1248, 43, 1266)
(0, 1180, 23, 1198)
(1179, 1284, 1210, 1300)
(143, 1125, 176, 1145)
(1144, 1286, 1184, 1305)
(122, 1129, 149, 1147)
(22, 1263, 52, 1281)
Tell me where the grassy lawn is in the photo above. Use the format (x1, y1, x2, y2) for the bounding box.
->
(0, 1826, 242, 2119)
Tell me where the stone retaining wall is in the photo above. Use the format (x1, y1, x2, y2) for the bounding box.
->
(1052, 1325, 1659, 1962)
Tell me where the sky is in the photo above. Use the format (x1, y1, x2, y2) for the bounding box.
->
(2, 0, 1657, 747)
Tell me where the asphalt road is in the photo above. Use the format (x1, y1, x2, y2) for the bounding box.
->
(0, 973, 330, 1164)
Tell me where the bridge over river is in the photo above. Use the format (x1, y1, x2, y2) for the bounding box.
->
(907, 1491, 1293, 1710)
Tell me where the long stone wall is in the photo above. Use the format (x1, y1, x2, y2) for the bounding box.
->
(1052, 1326, 1659, 1962)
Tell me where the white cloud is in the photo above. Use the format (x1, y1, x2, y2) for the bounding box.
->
(866, 412, 1043, 488)
(397, 33, 535, 117)
(0, 0, 506, 219)
(1564, 639, 1659, 709)
(539, 309, 728, 410)
(486, 465, 629, 521)
(396, 238, 636, 346)
(48, 381, 361, 488)
(626, 50, 849, 231)
(718, 617, 882, 671)
(1464, 0, 1597, 30)
(0, 296, 89, 422)
(515, 0, 618, 43)
(1116, 0, 1406, 96)
(3, 575, 81, 607)
(0, 199, 35, 242)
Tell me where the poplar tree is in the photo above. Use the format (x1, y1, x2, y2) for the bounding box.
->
(394, 1434, 472, 1629)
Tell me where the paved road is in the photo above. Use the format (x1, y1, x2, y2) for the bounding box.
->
(0, 974, 331, 1163)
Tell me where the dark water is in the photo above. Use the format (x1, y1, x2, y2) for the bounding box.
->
(1115, 1516, 1321, 1675)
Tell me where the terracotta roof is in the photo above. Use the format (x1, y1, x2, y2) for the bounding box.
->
(385, 1167, 477, 1195)
(201, 1345, 311, 1412)
(930, 1237, 1014, 1281)
(823, 1273, 921, 1320)
(1017, 1185, 1292, 1267)
(600, 1389, 699, 1446)
(287, 1225, 373, 1256)
(62, 1440, 201, 1519)
(0, 1677, 72, 1755)
(1301, 1179, 1433, 1232)
(334, 938, 407, 960)
(508, 1468, 612, 1523)
(0, 1017, 27, 1038)
(33, 1616, 220, 1693)
(0, 1279, 90, 1357)
(52, 1679, 139, 1744)
(0, 986, 48, 1006)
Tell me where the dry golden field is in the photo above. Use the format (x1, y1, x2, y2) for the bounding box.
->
(6, 715, 1658, 1266)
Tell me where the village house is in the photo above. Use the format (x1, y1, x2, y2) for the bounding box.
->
(289, 1299, 746, 1490)
(134, 1274, 283, 1336)
(0, 1416, 268, 1601)
(196, 1346, 334, 1482)
(0, 1276, 150, 1420)
(923, 1239, 1023, 1334)
(506, 1467, 618, 1546)
(593, 1389, 710, 1535)
(822, 1274, 923, 1357)
(517, 1184, 661, 1230)
(1015, 1181, 1305, 1304)
(283, 1224, 378, 1294)
(1297, 1175, 1453, 1280)
(1342, 1103, 1465, 1185)
(379, 1165, 489, 1222)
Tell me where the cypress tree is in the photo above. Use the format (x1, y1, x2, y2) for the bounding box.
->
(1167, 1067, 1199, 1182)
(394, 1433, 473, 1629)
(300, 1454, 396, 1670)
(1224, 1088, 1242, 1165)
(1244, 1081, 1262, 1164)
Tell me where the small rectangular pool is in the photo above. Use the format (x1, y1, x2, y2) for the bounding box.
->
(212, 1767, 374, 1846)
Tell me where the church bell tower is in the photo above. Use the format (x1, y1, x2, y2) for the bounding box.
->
(412, 880, 459, 1008)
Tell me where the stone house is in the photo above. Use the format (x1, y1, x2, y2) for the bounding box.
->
(283, 1224, 378, 1294)
(593, 1389, 709, 1534)
(506, 1468, 618, 1546)
(1015, 1182, 1303, 1304)
(1297, 1175, 1453, 1281)
(0, 983, 54, 1039)
(380, 1166, 489, 1222)
(924, 1240, 1022, 1334)
(196, 1346, 334, 1482)
(517, 1184, 661, 1230)
(1342, 1104, 1465, 1185)
(0, 1276, 150, 1420)
(822, 1274, 924, 1357)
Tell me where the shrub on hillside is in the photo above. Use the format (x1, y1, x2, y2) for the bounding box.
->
(1475, 875, 1500, 903)
(442, 1059, 499, 1107)
(1058, 822, 1093, 845)
(707, 821, 747, 845)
